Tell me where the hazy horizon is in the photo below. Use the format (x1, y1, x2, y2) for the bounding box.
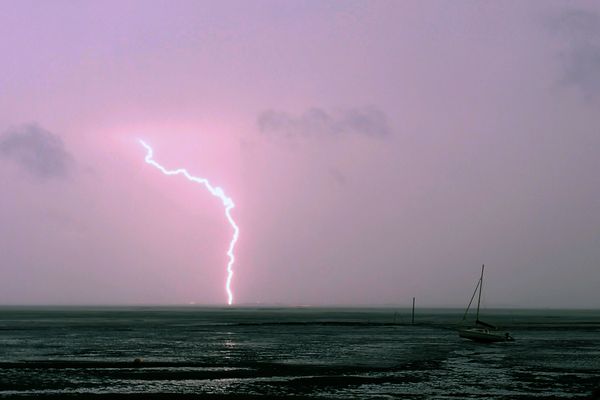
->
(1, 302, 599, 311)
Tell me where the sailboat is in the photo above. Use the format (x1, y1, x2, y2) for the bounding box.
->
(458, 265, 514, 343)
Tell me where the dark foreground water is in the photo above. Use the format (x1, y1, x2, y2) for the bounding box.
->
(0, 307, 599, 399)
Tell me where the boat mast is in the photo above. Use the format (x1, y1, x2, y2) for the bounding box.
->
(462, 274, 481, 321)
(476, 264, 484, 322)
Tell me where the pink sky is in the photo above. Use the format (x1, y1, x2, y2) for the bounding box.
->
(1, 1, 599, 307)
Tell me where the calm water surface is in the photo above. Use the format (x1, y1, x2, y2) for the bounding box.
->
(0, 307, 598, 399)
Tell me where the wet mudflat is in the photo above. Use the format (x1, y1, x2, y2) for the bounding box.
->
(0, 307, 598, 399)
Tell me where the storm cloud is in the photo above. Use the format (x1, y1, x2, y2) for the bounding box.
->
(258, 107, 391, 140)
(552, 9, 600, 100)
(0, 124, 73, 180)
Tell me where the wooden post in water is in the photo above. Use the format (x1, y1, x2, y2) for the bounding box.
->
(411, 297, 415, 324)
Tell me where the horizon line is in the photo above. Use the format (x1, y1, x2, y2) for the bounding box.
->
(0, 303, 599, 311)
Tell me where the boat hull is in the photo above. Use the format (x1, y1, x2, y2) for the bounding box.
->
(458, 328, 513, 343)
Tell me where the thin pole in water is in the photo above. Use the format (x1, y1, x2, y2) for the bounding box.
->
(411, 297, 415, 324)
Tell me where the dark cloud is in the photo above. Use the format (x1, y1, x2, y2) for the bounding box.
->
(551, 9, 600, 100)
(328, 167, 347, 187)
(0, 124, 73, 180)
(258, 107, 391, 139)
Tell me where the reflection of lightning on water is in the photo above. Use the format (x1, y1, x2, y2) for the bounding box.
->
(139, 140, 239, 305)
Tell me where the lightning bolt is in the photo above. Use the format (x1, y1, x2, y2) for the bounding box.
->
(139, 140, 239, 305)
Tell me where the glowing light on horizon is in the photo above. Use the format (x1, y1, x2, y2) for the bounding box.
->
(139, 140, 239, 305)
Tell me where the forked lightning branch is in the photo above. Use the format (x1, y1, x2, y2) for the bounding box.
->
(139, 140, 239, 305)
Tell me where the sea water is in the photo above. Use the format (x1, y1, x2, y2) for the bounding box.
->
(0, 307, 598, 399)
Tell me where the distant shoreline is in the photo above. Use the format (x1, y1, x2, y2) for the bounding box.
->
(0, 304, 599, 311)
